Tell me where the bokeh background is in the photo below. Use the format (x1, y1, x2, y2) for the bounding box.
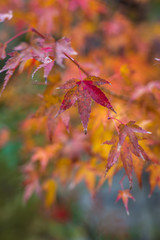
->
(1, 0, 160, 239)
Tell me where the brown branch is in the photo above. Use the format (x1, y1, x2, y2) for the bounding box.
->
(30, 28, 46, 39)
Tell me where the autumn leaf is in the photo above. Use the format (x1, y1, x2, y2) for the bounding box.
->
(14, 39, 55, 82)
(104, 121, 151, 188)
(116, 189, 135, 215)
(56, 37, 77, 67)
(0, 36, 56, 93)
(32, 56, 54, 83)
(0, 52, 22, 96)
(56, 76, 115, 133)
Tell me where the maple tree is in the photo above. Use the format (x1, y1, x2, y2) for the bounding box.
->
(0, 0, 160, 216)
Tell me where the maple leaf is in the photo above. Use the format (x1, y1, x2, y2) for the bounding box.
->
(14, 39, 55, 82)
(104, 121, 151, 188)
(32, 56, 54, 83)
(55, 37, 77, 67)
(31, 37, 55, 81)
(0, 52, 22, 96)
(56, 76, 115, 133)
(116, 189, 135, 215)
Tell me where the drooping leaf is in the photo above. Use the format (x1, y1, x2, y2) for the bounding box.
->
(116, 189, 135, 215)
(32, 56, 54, 82)
(104, 137, 120, 172)
(0, 52, 21, 96)
(104, 121, 151, 188)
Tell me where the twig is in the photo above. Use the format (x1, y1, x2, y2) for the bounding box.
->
(30, 28, 46, 39)
(63, 52, 89, 77)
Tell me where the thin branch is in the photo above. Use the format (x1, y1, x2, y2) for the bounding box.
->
(108, 117, 124, 125)
(3, 27, 141, 106)
(63, 52, 89, 77)
(30, 28, 46, 39)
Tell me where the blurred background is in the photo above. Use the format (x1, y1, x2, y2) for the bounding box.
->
(1, 0, 160, 239)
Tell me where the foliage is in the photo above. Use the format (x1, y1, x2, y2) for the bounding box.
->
(0, 0, 160, 215)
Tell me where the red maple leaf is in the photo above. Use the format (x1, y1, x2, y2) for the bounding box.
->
(56, 76, 116, 134)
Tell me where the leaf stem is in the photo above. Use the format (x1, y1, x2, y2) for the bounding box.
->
(30, 27, 46, 39)
(63, 52, 89, 77)
(108, 117, 124, 125)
